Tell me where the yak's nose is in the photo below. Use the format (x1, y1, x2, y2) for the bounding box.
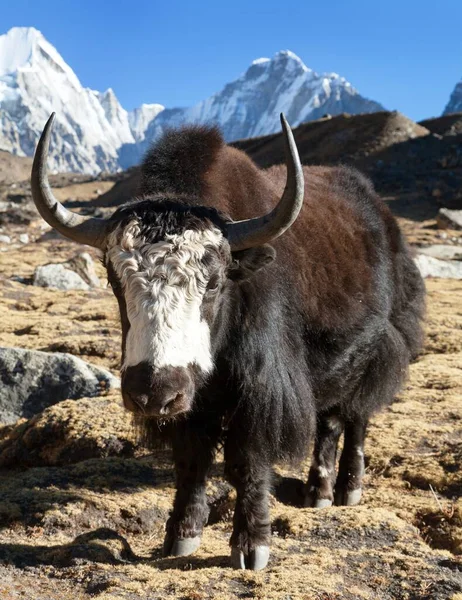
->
(125, 390, 186, 414)
(122, 363, 194, 418)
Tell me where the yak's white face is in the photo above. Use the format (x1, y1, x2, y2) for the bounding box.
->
(106, 219, 224, 377)
(105, 211, 274, 419)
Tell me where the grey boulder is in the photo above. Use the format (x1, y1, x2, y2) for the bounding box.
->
(0, 347, 120, 424)
(32, 252, 101, 290)
(33, 264, 90, 290)
(414, 254, 462, 279)
(417, 245, 462, 261)
(436, 208, 462, 230)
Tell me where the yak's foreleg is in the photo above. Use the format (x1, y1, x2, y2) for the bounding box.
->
(224, 439, 272, 571)
(163, 421, 220, 557)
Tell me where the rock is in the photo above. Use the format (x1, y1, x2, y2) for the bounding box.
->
(33, 264, 90, 290)
(415, 254, 462, 279)
(65, 252, 101, 287)
(0, 396, 133, 467)
(0, 234, 11, 244)
(437, 208, 462, 230)
(33, 252, 100, 290)
(0, 347, 120, 424)
(418, 245, 462, 261)
(18, 233, 29, 244)
(37, 229, 65, 242)
(0, 196, 37, 226)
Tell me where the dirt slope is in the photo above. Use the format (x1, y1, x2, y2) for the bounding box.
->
(420, 113, 462, 137)
(0, 151, 33, 185)
(233, 111, 429, 168)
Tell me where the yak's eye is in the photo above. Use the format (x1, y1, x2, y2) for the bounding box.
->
(206, 276, 220, 293)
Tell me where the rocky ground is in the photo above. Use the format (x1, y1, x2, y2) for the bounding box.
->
(0, 112, 461, 599)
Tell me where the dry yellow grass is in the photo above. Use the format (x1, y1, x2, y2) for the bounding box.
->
(0, 214, 461, 599)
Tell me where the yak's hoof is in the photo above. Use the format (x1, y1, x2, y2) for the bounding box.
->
(335, 488, 362, 506)
(304, 491, 333, 509)
(314, 498, 333, 508)
(163, 535, 201, 557)
(230, 545, 270, 571)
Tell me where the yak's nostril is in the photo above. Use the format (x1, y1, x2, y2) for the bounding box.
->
(159, 392, 184, 415)
(129, 393, 148, 408)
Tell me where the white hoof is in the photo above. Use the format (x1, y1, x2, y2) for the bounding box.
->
(304, 490, 333, 508)
(335, 487, 362, 506)
(230, 545, 270, 570)
(164, 536, 201, 557)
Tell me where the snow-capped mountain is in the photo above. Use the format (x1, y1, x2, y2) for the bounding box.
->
(129, 104, 165, 143)
(120, 103, 165, 168)
(0, 27, 383, 174)
(141, 51, 383, 157)
(443, 79, 462, 114)
(95, 88, 134, 145)
(0, 27, 146, 173)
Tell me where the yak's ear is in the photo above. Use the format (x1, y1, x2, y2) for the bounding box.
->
(229, 245, 276, 281)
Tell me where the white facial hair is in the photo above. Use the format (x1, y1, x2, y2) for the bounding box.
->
(107, 220, 223, 375)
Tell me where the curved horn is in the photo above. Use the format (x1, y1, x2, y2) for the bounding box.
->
(31, 113, 108, 249)
(226, 113, 304, 251)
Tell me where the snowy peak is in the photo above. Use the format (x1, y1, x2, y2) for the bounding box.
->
(243, 50, 310, 84)
(0, 28, 384, 173)
(0, 27, 80, 89)
(0, 27, 42, 75)
(265, 50, 310, 73)
(0, 27, 48, 74)
(96, 88, 134, 144)
(142, 50, 384, 150)
(251, 57, 271, 66)
(0, 26, 130, 173)
(251, 50, 309, 71)
(129, 103, 165, 142)
(443, 79, 462, 115)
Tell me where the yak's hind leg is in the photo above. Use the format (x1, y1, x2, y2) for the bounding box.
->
(304, 412, 344, 508)
(331, 318, 412, 505)
(304, 413, 367, 508)
(334, 418, 367, 506)
(163, 419, 220, 557)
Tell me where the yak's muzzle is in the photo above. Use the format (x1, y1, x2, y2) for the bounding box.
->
(121, 362, 194, 418)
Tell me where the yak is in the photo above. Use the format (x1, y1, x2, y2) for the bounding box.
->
(31, 113, 425, 570)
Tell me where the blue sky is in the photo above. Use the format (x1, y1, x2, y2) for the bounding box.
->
(2, 0, 461, 121)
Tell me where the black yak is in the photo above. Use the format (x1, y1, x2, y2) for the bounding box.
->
(31, 113, 425, 570)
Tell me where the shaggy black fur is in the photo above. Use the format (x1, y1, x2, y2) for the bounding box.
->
(104, 125, 425, 564)
(138, 125, 223, 198)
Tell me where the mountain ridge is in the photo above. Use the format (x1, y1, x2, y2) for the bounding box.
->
(0, 26, 384, 174)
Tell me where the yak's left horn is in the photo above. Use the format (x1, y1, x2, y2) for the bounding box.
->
(226, 113, 304, 251)
(31, 113, 108, 249)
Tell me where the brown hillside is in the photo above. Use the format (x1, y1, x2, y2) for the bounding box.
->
(232, 111, 462, 218)
(0, 151, 33, 185)
(420, 113, 462, 137)
(233, 111, 429, 168)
